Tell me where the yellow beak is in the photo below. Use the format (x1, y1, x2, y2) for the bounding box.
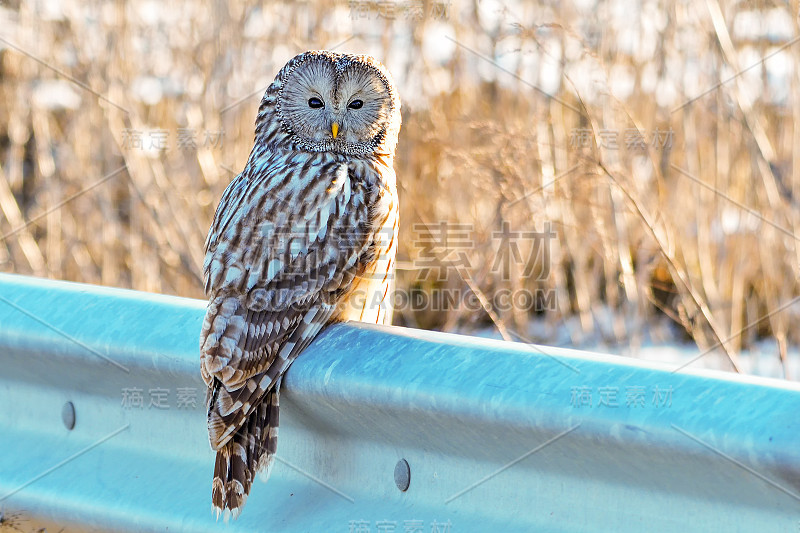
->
(331, 122, 339, 139)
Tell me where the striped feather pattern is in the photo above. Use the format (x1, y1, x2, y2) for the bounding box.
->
(199, 50, 401, 518)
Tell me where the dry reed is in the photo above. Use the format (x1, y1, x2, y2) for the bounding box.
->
(0, 0, 798, 377)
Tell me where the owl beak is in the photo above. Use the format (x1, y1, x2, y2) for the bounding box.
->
(331, 122, 339, 139)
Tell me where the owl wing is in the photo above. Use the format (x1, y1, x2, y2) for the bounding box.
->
(200, 154, 378, 449)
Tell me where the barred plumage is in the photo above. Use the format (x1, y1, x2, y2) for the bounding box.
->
(199, 50, 401, 518)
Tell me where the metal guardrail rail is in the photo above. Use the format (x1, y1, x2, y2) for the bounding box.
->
(0, 273, 798, 532)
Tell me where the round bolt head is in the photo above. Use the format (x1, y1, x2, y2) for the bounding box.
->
(394, 458, 410, 492)
(62, 401, 76, 430)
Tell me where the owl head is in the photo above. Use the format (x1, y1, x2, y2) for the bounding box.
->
(257, 51, 402, 157)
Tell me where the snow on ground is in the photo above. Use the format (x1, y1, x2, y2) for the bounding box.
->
(465, 310, 800, 381)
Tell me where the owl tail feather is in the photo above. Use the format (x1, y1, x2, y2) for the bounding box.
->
(211, 378, 281, 520)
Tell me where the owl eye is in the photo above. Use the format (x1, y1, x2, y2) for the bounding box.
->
(308, 97, 324, 109)
(348, 99, 364, 110)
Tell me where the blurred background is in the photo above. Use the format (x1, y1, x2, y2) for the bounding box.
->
(0, 0, 798, 378)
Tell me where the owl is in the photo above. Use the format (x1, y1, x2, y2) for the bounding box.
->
(199, 50, 401, 517)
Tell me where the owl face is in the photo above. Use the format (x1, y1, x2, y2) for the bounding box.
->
(276, 52, 401, 156)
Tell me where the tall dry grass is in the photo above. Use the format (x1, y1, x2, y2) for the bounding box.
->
(0, 0, 799, 376)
